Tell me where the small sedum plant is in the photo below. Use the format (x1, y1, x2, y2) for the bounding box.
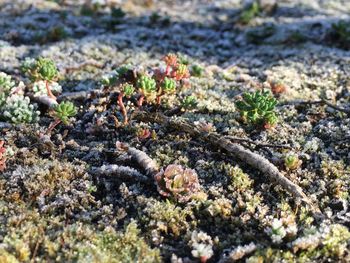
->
(181, 95, 198, 110)
(161, 77, 176, 94)
(2, 94, 40, 124)
(0, 72, 15, 107)
(47, 101, 77, 134)
(22, 57, 59, 99)
(239, 1, 260, 24)
(331, 20, 350, 49)
(0, 73, 40, 124)
(137, 75, 157, 105)
(154, 164, 201, 203)
(235, 90, 278, 128)
(22, 57, 58, 82)
(53, 101, 77, 125)
(284, 153, 302, 170)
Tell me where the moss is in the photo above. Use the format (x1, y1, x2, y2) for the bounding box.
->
(141, 200, 194, 237)
(77, 222, 161, 263)
(221, 163, 253, 192)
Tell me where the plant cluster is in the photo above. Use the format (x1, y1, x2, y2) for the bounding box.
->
(154, 164, 201, 203)
(0, 73, 40, 124)
(284, 153, 302, 170)
(330, 20, 350, 49)
(47, 101, 77, 134)
(141, 200, 194, 237)
(235, 89, 278, 129)
(78, 222, 161, 262)
(21, 57, 59, 99)
(102, 53, 195, 124)
(239, 1, 260, 24)
(0, 72, 15, 107)
(189, 231, 214, 263)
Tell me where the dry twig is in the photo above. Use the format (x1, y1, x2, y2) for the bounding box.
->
(133, 111, 321, 215)
(91, 164, 150, 183)
(225, 135, 293, 150)
(116, 141, 159, 176)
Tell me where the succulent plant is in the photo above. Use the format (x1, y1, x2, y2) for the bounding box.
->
(163, 53, 178, 67)
(239, 1, 260, 24)
(0, 72, 15, 107)
(2, 94, 40, 124)
(331, 20, 350, 49)
(284, 154, 302, 170)
(154, 164, 201, 203)
(181, 95, 198, 110)
(161, 77, 176, 94)
(191, 64, 204, 77)
(137, 75, 157, 101)
(21, 57, 59, 99)
(0, 72, 15, 91)
(36, 57, 58, 81)
(235, 90, 278, 128)
(22, 57, 58, 82)
(122, 84, 135, 97)
(172, 64, 190, 80)
(53, 101, 77, 125)
(189, 231, 214, 263)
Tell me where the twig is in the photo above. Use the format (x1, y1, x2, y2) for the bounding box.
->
(132, 111, 321, 215)
(32, 95, 58, 108)
(91, 164, 150, 184)
(116, 142, 159, 176)
(225, 136, 293, 150)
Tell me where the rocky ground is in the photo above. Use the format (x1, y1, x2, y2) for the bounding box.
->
(1, 0, 350, 262)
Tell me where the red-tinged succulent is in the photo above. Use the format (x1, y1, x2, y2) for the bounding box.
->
(0, 140, 7, 172)
(155, 164, 201, 203)
(172, 64, 190, 81)
(269, 80, 287, 95)
(136, 128, 151, 140)
(163, 53, 178, 75)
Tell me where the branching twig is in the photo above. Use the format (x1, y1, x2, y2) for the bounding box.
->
(116, 141, 159, 176)
(32, 95, 58, 108)
(91, 164, 150, 183)
(133, 111, 321, 215)
(225, 136, 293, 150)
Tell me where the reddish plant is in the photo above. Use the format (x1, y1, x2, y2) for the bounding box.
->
(0, 140, 7, 172)
(155, 164, 201, 203)
(136, 128, 151, 140)
(269, 80, 287, 95)
(163, 53, 178, 75)
(171, 64, 190, 81)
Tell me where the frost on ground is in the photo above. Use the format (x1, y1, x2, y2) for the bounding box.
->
(0, 0, 350, 262)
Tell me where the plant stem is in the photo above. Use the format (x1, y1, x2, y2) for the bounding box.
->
(138, 95, 145, 107)
(46, 119, 61, 135)
(45, 80, 56, 100)
(165, 65, 170, 76)
(117, 92, 128, 124)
